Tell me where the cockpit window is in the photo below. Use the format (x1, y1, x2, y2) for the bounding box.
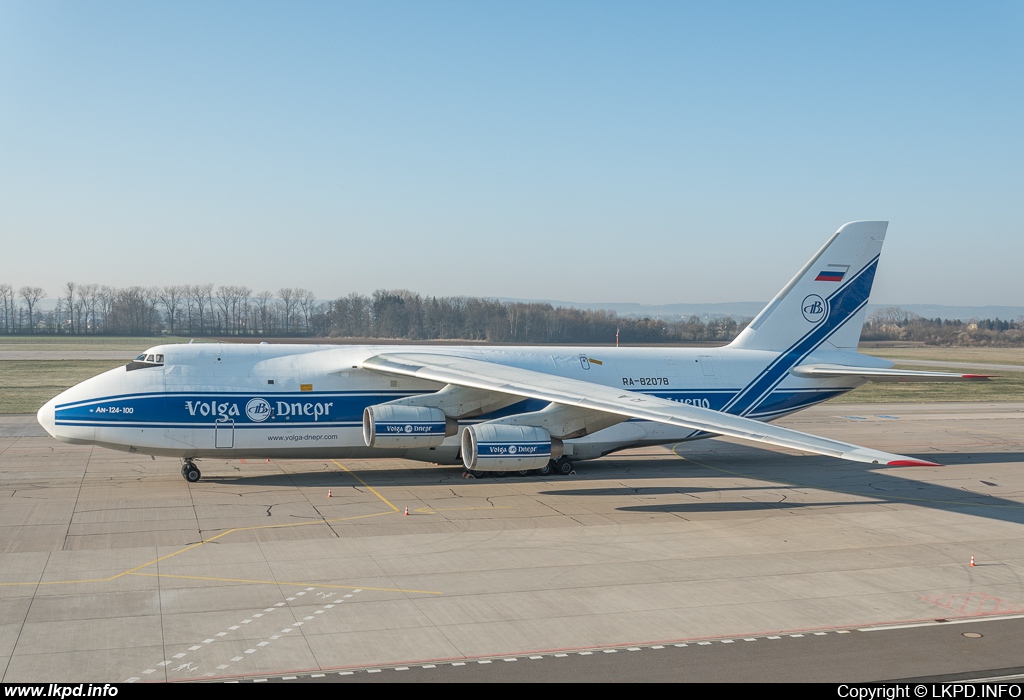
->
(126, 350, 165, 372)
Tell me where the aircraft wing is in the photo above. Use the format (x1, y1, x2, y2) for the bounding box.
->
(361, 352, 941, 467)
(790, 364, 995, 382)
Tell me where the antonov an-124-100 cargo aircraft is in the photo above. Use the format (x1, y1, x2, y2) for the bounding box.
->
(37, 222, 989, 482)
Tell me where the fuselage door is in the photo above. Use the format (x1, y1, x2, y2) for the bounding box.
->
(215, 416, 234, 449)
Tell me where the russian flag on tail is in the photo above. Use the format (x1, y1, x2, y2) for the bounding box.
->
(815, 264, 850, 282)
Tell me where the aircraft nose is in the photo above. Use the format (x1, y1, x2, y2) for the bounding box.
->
(37, 397, 57, 438)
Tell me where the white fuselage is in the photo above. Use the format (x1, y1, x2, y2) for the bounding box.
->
(38, 342, 869, 464)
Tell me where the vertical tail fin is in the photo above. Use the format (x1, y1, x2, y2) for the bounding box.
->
(729, 221, 887, 352)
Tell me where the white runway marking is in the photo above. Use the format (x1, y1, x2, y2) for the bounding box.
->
(126, 587, 361, 682)
(266, 630, 866, 682)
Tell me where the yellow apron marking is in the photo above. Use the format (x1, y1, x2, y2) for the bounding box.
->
(1, 461, 440, 594)
(331, 459, 400, 512)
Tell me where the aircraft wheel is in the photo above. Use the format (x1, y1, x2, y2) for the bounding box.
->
(555, 457, 573, 476)
(184, 465, 201, 483)
(493, 470, 509, 478)
(537, 461, 553, 476)
(517, 469, 531, 476)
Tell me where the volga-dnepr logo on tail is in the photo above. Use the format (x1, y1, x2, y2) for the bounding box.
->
(801, 294, 827, 323)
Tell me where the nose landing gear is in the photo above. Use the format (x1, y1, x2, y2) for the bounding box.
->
(181, 458, 201, 483)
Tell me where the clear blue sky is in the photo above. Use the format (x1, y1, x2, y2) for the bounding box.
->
(1, 1, 1021, 306)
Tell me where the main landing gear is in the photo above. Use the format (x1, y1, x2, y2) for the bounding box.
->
(181, 458, 201, 483)
(552, 457, 574, 475)
(463, 457, 574, 479)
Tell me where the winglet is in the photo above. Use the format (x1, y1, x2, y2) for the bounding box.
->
(887, 459, 942, 467)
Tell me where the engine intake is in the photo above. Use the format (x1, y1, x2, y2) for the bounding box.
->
(363, 405, 456, 448)
(461, 424, 562, 471)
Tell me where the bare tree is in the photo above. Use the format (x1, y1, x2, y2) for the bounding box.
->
(114, 287, 157, 335)
(296, 289, 317, 335)
(157, 285, 184, 336)
(252, 291, 274, 336)
(18, 286, 45, 333)
(181, 284, 196, 335)
(52, 298, 68, 334)
(215, 285, 253, 336)
(277, 288, 296, 334)
(62, 282, 76, 335)
(190, 283, 213, 335)
(76, 284, 97, 335)
(97, 286, 116, 334)
(0, 284, 13, 334)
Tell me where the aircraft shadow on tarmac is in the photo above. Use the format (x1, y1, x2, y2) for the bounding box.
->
(540, 449, 1024, 524)
(196, 448, 1024, 526)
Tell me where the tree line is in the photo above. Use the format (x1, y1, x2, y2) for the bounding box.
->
(0, 283, 742, 343)
(0, 283, 324, 337)
(862, 307, 1024, 346)
(2, 282, 1021, 346)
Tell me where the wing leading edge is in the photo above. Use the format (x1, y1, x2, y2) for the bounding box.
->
(360, 352, 941, 467)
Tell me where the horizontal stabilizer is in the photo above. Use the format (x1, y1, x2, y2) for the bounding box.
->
(790, 364, 996, 382)
(362, 352, 941, 468)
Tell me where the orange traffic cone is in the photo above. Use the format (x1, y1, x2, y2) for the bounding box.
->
(970, 555, 976, 567)
(327, 489, 332, 498)
(404, 506, 409, 516)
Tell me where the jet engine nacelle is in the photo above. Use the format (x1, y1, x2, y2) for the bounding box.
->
(363, 404, 456, 448)
(461, 424, 562, 471)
